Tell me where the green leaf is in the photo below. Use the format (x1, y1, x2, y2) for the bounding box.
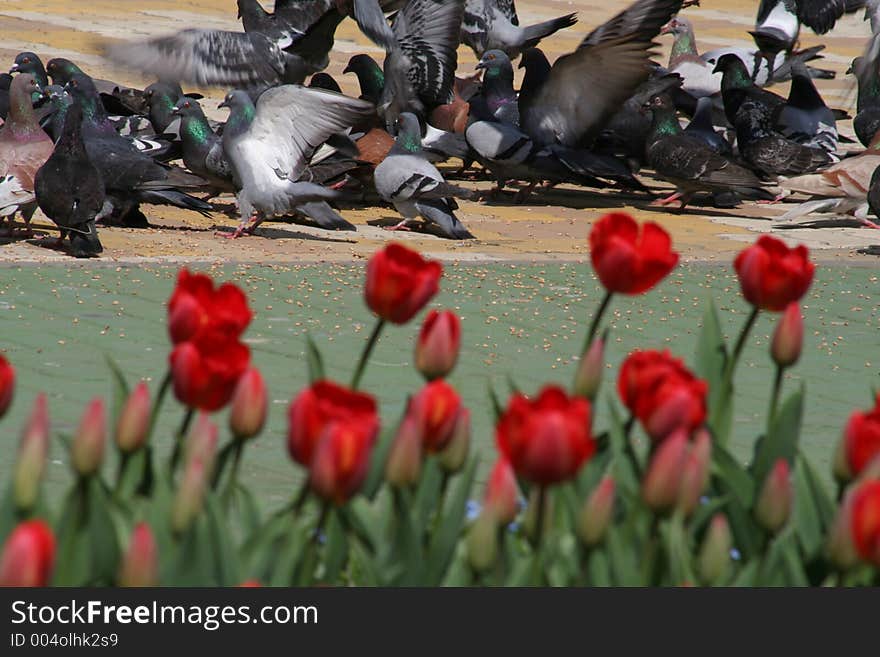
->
(426, 457, 478, 585)
(696, 299, 732, 444)
(586, 548, 612, 586)
(731, 560, 759, 586)
(487, 383, 504, 423)
(321, 510, 348, 584)
(362, 424, 396, 501)
(116, 449, 149, 500)
(664, 514, 696, 586)
(800, 453, 835, 528)
(389, 488, 423, 585)
(606, 399, 639, 499)
(104, 354, 131, 424)
(233, 483, 261, 538)
(268, 518, 310, 586)
(350, 537, 380, 586)
(412, 458, 443, 536)
(712, 443, 754, 508)
(204, 494, 240, 586)
(606, 525, 641, 586)
(305, 332, 326, 383)
(792, 458, 823, 559)
(751, 385, 804, 486)
(87, 479, 121, 585)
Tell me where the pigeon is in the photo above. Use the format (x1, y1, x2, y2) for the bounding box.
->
(0, 73, 12, 120)
(65, 74, 213, 226)
(218, 85, 374, 237)
(866, 164, 880, 228)
(642, 93, 771, 208)
(144, 81, 185, 133)
(714, 53, 785, 126)
(34, 102, 105, 257)
(309, 72, 342, 93)
(343, 54, 386, 106)
(734, 95, 832, 178)
(374, 112, 474, 238)
(469, 50, 520, 126)
(0, 74, 54, 236)
(460, 0, 578, 59)
(429, 73, 480, 133)
(41, 84, 72, 142)
(10, 52, 49, 89)
(851, 56, 880, 147)
(517, 0, 683, 149)
(773, 62, 839, 153)
(683, 97, 732, 156)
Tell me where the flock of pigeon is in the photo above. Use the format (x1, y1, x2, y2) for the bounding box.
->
(1, 0, 880, 257)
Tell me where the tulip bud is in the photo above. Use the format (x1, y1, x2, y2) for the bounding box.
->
(677, 428, 712, 516)
(71, 397, 106, 477)
(115, 382, 151, 453)
(118, 522, 158, 587)
(484, 458, 519, 525)
(229, 367, 268, 440)
(385, 415, 424, 488)
(850, 479, 880, 567)
(0, 354, 15, 418)
(0, 519, 55, 586)
(309, 423, 373, 505)
(13, 394, 49, 512)
(415, 310, 461, 380)
(771, 303, 803, 368)
(438, 407, 470, 473)
(577, 476, 615, 547)
(698, 514, 731, 585)
(172, 417, 217, 534)
(641, 430, 688, 512)
(754, 459, 793, 534)
(573, 336, 604, 400)
(832, 435, 851, 483)
(827, 488, 860, 570)
(466, 511, 500, 573)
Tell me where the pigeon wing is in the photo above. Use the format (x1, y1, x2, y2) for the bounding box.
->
(353, 0, 398, 51)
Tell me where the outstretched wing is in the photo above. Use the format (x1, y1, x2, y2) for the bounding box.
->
(522, 0, 681, 146)
(234, 85, 375, 186)
(797, 0, 866, 34)
(392, 0, 465, 106)
(353, 0, 398, 50)
(104, 29, 286, 87)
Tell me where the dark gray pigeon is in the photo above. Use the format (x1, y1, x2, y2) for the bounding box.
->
(683, 97, 732, 156)
(460, 0, 578, 59)
(34, 102, 105, 257)
(10, 52, 48, 88)
(374, 112, 474, 238)
(851, 55, 880, 147)
(469, 50, 520, 126)
(773, 62, 838, 153)
(517, 0, 683, 148)
(219, 85, 374, 237)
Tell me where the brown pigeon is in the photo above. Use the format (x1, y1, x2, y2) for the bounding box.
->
(0, 73, 54, 236)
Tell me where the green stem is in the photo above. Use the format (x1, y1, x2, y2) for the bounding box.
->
(167, 407, 195, 476)
(147, 370, 172, 440)
(430, 469, 451, 541)
(623, 415, 642, 478)
(222, 442, 244, 504)
(292, 478, 311, 515)
(114, 450, 131, 493)
(724, 307, 760, 386)
(582, 290, 613, 355)
(531, 486, 547, 549)
(350, 318, 386, 390)
(767, 364, 785, 428)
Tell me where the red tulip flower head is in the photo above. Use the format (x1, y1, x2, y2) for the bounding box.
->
(589, 213, 679, 295)
(364, 244, 442, 324)
(415, 310, 461, 380)
(170, 333, 251, 412)
(0, 519, 55, 586)
(734, 236, 814, 311)
(850, 479, 880, 567)
(409, 379, 462, 453)
(0, 354, 14, 418)
(309, 422, 375, 505)
(843, 395, 880, 477)
(167, 269, 252, 345)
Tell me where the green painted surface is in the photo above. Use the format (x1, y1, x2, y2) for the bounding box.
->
(1, 262, 878, 506)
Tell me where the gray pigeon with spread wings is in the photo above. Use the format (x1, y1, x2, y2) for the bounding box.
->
(219, 85, 374, 238)
(518, 0, 682, 148)
(461, 0, 577, 58)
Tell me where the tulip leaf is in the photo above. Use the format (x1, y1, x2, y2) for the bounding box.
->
(799, 453, 835, 527)
(104, 354, 131, 424)
(116, 448, 149, 501)
(0, 485, 19, 542)
(731, 560, 759, 586)
(341, 499, 380, 553)
(586, 548, 612, 586)
(413, 457, 444, 536)
(268, 518, 310, 586)
(173, 518, 219, 585)
(321, 510, 348, 584)
(696, 299, 732, 444)
(781, 541, 809, 586)
(233, 483, 261, 538)
(87, 479, 122, 585)
(305, 332, 325, 383)
(711, 443, 754, 508)
(487, 383, 504, 423)
(606, 399, 639, 500)
(205, 493, 240, 586)
(606, 525, 641, 586)
(751, 384, 804, 487)
(362, 424, 396, 501)
(426, 457, 478, 585)
(389, 488, 423, 585)
(350, 538, 380, 586)
(241, 510, 295, 583)
(792, 458, 823, 558)
(664, 514, 696, 586)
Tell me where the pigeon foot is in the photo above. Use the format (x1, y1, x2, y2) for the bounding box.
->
(650, 192, 682, 207)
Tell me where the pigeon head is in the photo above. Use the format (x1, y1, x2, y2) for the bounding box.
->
(11, 73, 42, 101)
(476, 50, 512, 78)
(218, 90, 253, 112)
(145, 81, 183, 104)
(171, 96, 203, 118)
(518, 48, 550, 73)
(46, 58, 85, 86)
(641, 93, 674, 114)
(393, 112, 423, 154)
(42, 84, 69, 104)
(659, 17, 692, 36)
(309, 73, 342, 93)
(712, 53, 749, 78)
(10, 52, 46, 80)
(218, 90, 256, 136)
(343, 54, 384, 103)
(6, 73, 43, 130)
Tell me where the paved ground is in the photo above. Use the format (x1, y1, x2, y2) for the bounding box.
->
(1, 0, 879, 264)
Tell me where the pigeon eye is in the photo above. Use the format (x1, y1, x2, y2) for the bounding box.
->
(22, 57, 29, 64)
(184, 101, 190, 108)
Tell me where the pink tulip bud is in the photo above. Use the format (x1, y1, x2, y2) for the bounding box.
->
(573, 337, 605, 400)
(577, 476, 615, 547)
(172, 417, 218, 534)
(698, 514, 731, 585)
(115, 382, 151, 453)
(13, 394, 49, 511)
(641, 429, 689, 512)
(827, 488, 860, 570)
(484, 458, 520, 525)
(0, 519, 55, 587)
(71, 397, 106, 477)
(832, 434, 852, 483)
(754, 459, 793, 534)
(118, 522, 158, 587)
(385, 415, 424, 488)
(414, 310, 461, 380)
(466, 511, 500, 573)
(677, 428, 712, 516)
(229, 367, 268, 440)
(771, 302, 803, 368)
(438, 407, 471, 473)
(0, 354, 15, 418)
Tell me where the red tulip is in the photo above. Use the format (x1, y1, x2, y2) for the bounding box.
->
(115, 382, 151, 453)
(677, 428, 712, 516)
(734, 235, 815, 311)
(229, 367, 268, 440)
(118, 522, 158, 587)
(309, 422, 374, 505)
(415, 310, 461, 380)
(364, 243, 442, 324)
(496, 385, 594, 485)
(409, 379, 462, 453)
(0, 519, 55, 586)
(169, 332, 251, 411)
(578, 476, 616, 546)
(172, 418, 217, 534)
(385, 415, 424, 488)
(484, 458, 520, 524)
(167, 269, 252, 345)
(618, 350, 707, 441)
(589, 213, 679, 295)
(0, 354, 14, 418)
(287, 380, 379, 467)
(850, 479, 880, 567)
(843, 395, 880, 477)
(771, 302, 804, 367)
(71, 397, 106, 476)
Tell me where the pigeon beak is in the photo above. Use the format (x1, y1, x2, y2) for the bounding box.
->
(9, 64, 18, 73)
(475, 61, 487, 70)
(659, 22, 673, 35)
(342, 64, 352, 75)
(171, 105, 181, 115)
(217, 100, 228, 109)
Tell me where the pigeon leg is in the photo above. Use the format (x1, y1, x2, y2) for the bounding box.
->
(514, 182, 538, 204)
(859, 218, 880, 230)
(650, 191, 682, 207)
(756, 193, 786, 205)
(220, 211, 262, 239)
(383, 218, 412, 232)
